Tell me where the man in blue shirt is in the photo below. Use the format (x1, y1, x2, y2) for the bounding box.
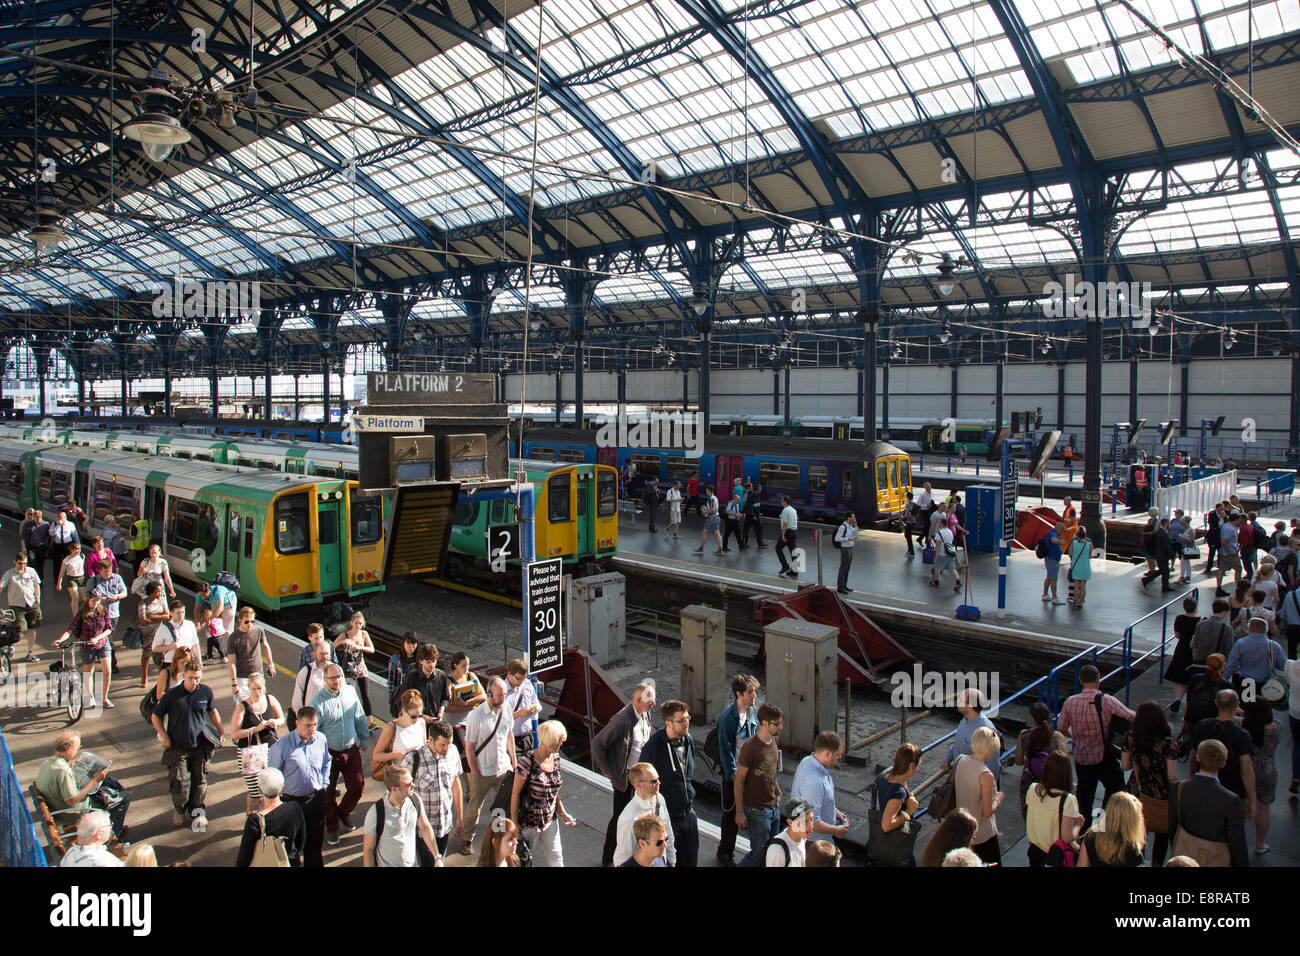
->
(1278, 579, 1300, 659)
(792, 732, 850, 844)
(1216, 513, 1243, 596)
(310, 664, 371, 846)
(1041, 522, 1064, 604)
(1225, 617, 1287, 690)
(942, 688, 1001, 783)
(715, 674, 759, 865)
(269, 707, 331, 867)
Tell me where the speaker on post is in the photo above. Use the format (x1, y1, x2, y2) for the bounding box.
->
(1158, 420, 1178, 445)
(986, 425, 1012, 462)
(1125, 419, 1147, 444)
(1027, 429, 1062, 479)
(1210, 415, 1225, 437)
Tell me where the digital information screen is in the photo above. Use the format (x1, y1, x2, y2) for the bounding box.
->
(382, 482, 462, 580)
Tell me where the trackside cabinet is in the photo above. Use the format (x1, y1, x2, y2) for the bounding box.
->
(680, 604, 726, 723)
(763, 618, 837, 754)
(965, 485, 999, 552)
(571, 572, 626, 666)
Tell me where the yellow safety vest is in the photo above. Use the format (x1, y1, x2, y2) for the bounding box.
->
(130, 518, 151, 551)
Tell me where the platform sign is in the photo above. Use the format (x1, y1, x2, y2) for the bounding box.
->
(487, 523, 521, 574)
(354, 413, 425, 433)
(1001, 459, 1019, 540)
(526, 558, 564, 672)
(366, 371, 494, 406)
(382, 482, 461, 580)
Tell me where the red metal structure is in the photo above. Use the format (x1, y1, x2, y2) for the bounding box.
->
(751, 586, 916, 686)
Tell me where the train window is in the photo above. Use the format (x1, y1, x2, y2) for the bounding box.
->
(899, 458, 911, 488)
(274, 493, 311, 555)
(229, 511, 241, 552)
(351, 493, 384, 545)
(454, 499, 479, 526)
(344, 470, 359, 481)
(92, 480, 115, 521)
(489, 501, 507, 524)
(628, 454, 662, 474)
(314, 466, 340, 478)
(318, 509, 338, 547)
(530, 446, 555, 462)
(888, 459, 899, 493)
(243, 517, 255, 559)
(808, 466, 828, 492)
(167, 496, 217, 556)
(759, 462, 800, 488)
(597, 471, 617, 516)
(841, 469, 853, 495)
(548, 473, 571, 523)
(558, 448, 586, 463)
(37, 470, 51, 500)
(665, 456, 698, 480)
(876, 461, 888, 493)
(7, 463, 22, 493)
(50, 471, 70, 502)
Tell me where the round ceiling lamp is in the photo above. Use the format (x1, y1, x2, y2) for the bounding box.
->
(121, 70, 192, 163)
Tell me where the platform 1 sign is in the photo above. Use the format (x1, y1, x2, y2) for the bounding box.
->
(353, 413, 425, 433)
(367, 371, 494, 405)
(1001, 459, 1019, 541)
(526, 558, 564, 672)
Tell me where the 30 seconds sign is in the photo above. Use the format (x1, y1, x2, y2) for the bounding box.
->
(526, 558, 564, 672)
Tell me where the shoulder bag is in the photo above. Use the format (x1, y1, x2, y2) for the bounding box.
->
(867, 777, 920, 867)
(1169, 781, 1231, 867)
(926, 758, 958, 820)
(1044, 792, 1078, 867)
(1129, 741, 1168, 834)
(249, 812, 291, 867)
(1260, 642, 1290, 704)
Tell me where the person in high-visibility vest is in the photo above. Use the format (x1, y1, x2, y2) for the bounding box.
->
(1060, 496, 1078, 550)
(129, 517, 151, 570)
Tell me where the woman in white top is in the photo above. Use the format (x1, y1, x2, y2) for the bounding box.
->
(1024, 752, 1084, 867)
(953, 726, 1003, 866)
(1254, 561, 1280, 611)
(371, 689, 428, 776)
(56, 542, 86, 616)
(136, 580, 170, 687)
(132, 544, 175, 600)
(667, 482, 683, 539)
(153, 645, 194, 704)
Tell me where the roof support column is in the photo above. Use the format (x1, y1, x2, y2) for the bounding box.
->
(851, 208, 883, 445)
(1057, 362, 1066, 430)
(783, 361, 792, 437)
(1129, 352, 1139, 426)
(1080, 178, 1108, 550)
(34, 347, 48, 418)
(995, 355, 1005, 436)
(311, 303, 339, 428)
(563, 264, 597, 431)
(379, 293, 416, 374)
(881, 358, 891, 440)
(1179, 360, 1190, 438)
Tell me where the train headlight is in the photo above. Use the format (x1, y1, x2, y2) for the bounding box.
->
(279, 585, 289, 594)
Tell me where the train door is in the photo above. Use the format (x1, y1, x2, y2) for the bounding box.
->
(316, 493, 345, 595)
(716, 455, 744, 493)
(224, 504, 241, 581)
(74, 470, 89, 517)
(575, 468, 593, 559)
(145, 484, 165, 547)
(596, 447, 618, 467)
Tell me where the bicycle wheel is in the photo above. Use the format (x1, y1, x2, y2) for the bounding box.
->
(64, 674, 82, 723)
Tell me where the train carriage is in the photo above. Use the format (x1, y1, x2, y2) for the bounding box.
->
(0, 441, 383, 613)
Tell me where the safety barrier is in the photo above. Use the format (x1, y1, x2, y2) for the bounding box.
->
(1256, 472, 1295, 510)
(1154, 470, 1236, 521)
(0, 726, 47, 867)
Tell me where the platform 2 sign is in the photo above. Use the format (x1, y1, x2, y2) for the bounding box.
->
(487, 523, 521, 574)
(1001, 459, 1019, 541)
(367, 371, 494, 405)
(382, 482, 461, 581)
(526, 558, 564, 673)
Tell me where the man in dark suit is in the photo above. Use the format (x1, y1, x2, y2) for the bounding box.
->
(591, 682, 657, 867)
(1169, 739, 1249, 866)
(642, 475, 659, 533)
(1141, 518, 1176, 592)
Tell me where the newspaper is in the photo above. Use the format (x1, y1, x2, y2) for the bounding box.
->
(71, 751, 111, 792)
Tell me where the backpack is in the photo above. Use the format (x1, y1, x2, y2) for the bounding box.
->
(213, 570, 240, 592)
(1238, 521, 1254, 551)
(832, 523, 846, 549)
(702, 726, 721, 769)
(1022, 730, 1050, 781)
(370, 795, 438, 867)
(1035, 538, 1048, 560)
(751, 833, 791, 867)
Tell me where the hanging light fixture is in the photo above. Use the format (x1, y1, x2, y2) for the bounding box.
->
(938, 320, 952, 344)
(215, 92, 237, 130)
(1039, 335, 1052, 355)
(936, 253, 958, 297)
(29, 198, 67, 256)
(528, 307, 542, 332)
(121, 70, 192, 162)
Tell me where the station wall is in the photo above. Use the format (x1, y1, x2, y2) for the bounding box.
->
(505, 357, 1292, 443)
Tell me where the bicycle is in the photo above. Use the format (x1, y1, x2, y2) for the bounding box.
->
(47, 644, 83, 723)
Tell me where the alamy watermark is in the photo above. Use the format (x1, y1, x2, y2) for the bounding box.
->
(50, 887, 151, 936)
(1042, 276, 1153, 327)
(888, 665, 1000, 711)
(152, 277, 260, 319)
(593, 410, 704, 457)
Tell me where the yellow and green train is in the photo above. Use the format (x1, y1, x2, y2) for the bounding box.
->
(0, 440, 385, 613)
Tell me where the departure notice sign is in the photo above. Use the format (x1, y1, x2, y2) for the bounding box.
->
(383, 482, 461, 580)
(526, 558, 564, 673)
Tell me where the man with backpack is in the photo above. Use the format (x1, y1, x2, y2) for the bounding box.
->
(1191, 601, 1235, 663)
(1057, 665, 1136, 825)
(1039, 522, 1064, 604)
(714, 674, 759, 865)
(833, 511, 857, 594)
(362, 764, 442, 867)
(741, 483, 766, 548)
(1190, 689, 1256, 823)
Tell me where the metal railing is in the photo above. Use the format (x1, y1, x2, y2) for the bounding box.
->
(0, 727, 46, 867)
(1256, 472, 1295, 510)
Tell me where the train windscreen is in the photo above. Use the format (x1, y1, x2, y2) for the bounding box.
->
(597, 471, 617, 516)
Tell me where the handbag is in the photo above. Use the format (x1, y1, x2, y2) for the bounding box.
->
(1260, 642, 1290, 703)
(1182, 544, 1201, 558)
(921, 542, 935, 565)
(1044, 792, 1078, 867)
(1130, 744, 1169, 834)
(1169, 782, 1231, 866)
(867, 778, 921, 866)
(239, 741, 270, 778)
(926, 763, 957, 819)
(249, 811, 291, 867)
(122, 626, 143, 651)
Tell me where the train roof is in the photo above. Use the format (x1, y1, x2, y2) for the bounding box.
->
(521, 427, 908, 461)
(0, 441, 341, 494)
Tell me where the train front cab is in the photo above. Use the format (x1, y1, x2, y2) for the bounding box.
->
(867, 450, 912, 524)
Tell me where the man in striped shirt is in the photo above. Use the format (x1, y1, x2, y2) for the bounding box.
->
(1057, 664, 1136, 826)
